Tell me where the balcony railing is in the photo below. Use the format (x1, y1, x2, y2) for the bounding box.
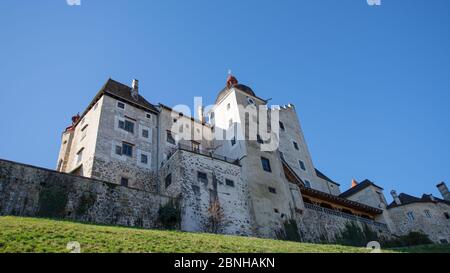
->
(177, 143, 241, 166)
(304, 203, 388, 230)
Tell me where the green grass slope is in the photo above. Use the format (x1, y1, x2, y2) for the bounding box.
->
(0, 217, 448, 253)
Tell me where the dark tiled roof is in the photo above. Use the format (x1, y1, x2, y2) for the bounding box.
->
(72, 79, 159, 129)
(387, 193, 450, 209)
(215, 84, 266, 104)
(315, 169, 340, 186)
(100, 79, 158, 113)
(339, 179, 384, 198)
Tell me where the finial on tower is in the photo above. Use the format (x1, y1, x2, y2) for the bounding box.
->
(226, 70, 238, 88)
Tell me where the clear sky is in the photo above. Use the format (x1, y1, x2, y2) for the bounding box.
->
(0, 0, 449, 202)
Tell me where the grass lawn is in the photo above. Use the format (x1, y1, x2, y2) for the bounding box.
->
(0, 216, 448, 253)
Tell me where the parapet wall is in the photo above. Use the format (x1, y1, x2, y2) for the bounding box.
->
(0, 159, 170, 228)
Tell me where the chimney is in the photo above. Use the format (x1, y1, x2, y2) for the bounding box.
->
(131, 79, 139, 101)
(391, 190, 402, 205)
(351, 179, 359, 188)
(197, 105, 204, 123)
(437, 182, 450, 201)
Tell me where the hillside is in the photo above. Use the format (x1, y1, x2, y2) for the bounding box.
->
(0, 217, 448, 253)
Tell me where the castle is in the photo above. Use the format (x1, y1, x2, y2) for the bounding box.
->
(1, 75, 448, 244)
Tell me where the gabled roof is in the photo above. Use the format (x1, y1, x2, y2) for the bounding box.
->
(315, 169, 340, 186)
(339, 179, 384, 198)
(100, 78, 158, 113)
(71, 79, 159, 130)
(387, 193, 450, 209)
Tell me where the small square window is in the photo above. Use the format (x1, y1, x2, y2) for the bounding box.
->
(165, 174, 172, 188)
(274, 208, 279, 213)
(146, 113, 151, 119)
(198, 172, 208, 184)
(225, 179, 235, 187)
(299, 160, 306, 171)
(268, 187, 277, 194)
(261, 157, 272, 172)
(115, 145, 122, 156)
(142, 129, 149, 138)
(122, 142, 133, 157)
(120, 177, 129, 187)
(141, 154, 148, 164)
(293, 142, 299, 150)
(167, 131, 176, 145)
(117, 102, 125, 109)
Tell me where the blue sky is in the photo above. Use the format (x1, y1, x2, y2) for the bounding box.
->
(0, 0, 449, 202)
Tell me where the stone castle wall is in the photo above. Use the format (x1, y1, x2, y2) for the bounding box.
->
(296, 204, 391, 243)
(0, 159, 170, 229)
(159, 150, 254, 236)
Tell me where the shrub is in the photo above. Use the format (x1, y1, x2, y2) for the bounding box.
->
(158, 199, 181, 230)
(336, 222, 380, 247)
(37, 183, 69, 218)
(382, 231, 433, 248)
(276, 219, 302, 242)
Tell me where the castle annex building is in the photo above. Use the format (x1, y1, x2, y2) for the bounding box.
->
(1, 75, 448, 244)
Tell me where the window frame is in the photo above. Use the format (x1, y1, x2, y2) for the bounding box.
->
(261, 157, 272, 173)
(225, 179, 235, 187)
(122, 142, 133, 157)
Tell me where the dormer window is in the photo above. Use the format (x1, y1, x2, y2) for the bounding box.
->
(247, 97, 256, 105)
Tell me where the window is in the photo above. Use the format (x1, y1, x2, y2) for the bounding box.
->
(227, 103, 231, 110)
(197, 172, 208, 184)
(424, 210, 432, 218)
(304, 180, 311, 188)
(115, 145, 122, 156)
(299, 160, 306, 171)
(120, 177, 129, 187)
(117, 102, 125, 109)
(191, 141, 200, 153)
(231, 137, 236, 146)
(119, 119, 134, 134)
(225, 179, 235, 187)
(293, 142, 299, 150)
(247, 97, 255, 105)
(274, 208, 279, 213)
(141, 154, 148, 164)
(165, 174, 172, 189)
(261, 157, 272, 172)
(407, 211, 415, 221)
(142, 129, 149, 139)
(167, 131, 176, 145)
(444, 212, 450, 220)
(279, 122, 285, 131)
(257, 134, 264, 144)
(268, 187, 277, 194)
(146, 113, 151, 119)
(81, 124, 88, 140)
(76, 148, 84, 164)
(122, 142, 133, 157)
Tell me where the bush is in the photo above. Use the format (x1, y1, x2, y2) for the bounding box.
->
(336, 222, 380, 247)
(276, 219, 302, 242)
(382, 231, 433, 248)
(158, 200, 181, 230)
